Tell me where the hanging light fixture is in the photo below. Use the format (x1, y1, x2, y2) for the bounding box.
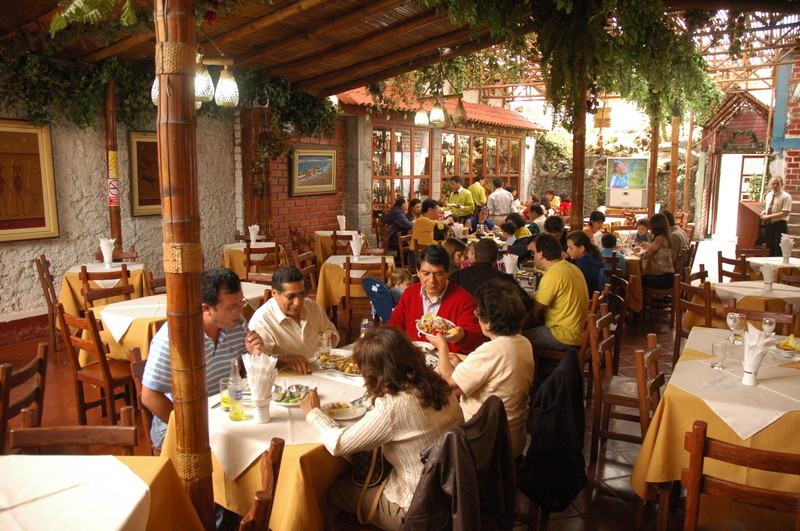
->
(429, 100, 447, 128)
(151, 77, 159, 106)
(328, 94, 339, 107)
(451, 98, 468, 126)
(414, 106, 429, 126)
(215, 65, 239, 107)
(195, 53, 215, 103)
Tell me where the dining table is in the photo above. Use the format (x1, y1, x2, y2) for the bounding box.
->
(0, 454, 203, 531)
(746, 256, 800, 283)
(221, 242, 289, 279)
(160, 368, 366, 531)
(58, 262, 148, 318)
(81, 281, 268, 365)
(630, 327, 800, 508)
(314, 254, 395, 310)
(312, 231, 370, 265)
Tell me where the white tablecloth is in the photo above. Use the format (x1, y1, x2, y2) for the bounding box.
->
(748, 256, 800, 272)
(324, 255, 395, 278)
(314, 230, 360, 237)
(67, 262, 145, 289)
(0, 455, 150, 531)
(714, 280, 800, 309)
(674, 327, 800, 439)
(210, 372, 364, 480)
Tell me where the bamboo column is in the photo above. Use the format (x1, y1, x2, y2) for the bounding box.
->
(105, 81, 122, 250)
(669, 103, 680, 212)
(647, 101, 661, 214)
(570, 84, 587, 230)
(683, 112, 694, 212)
(153, 1, 214, 529)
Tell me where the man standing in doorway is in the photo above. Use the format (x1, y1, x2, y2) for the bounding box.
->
(762, 175, 792, 256)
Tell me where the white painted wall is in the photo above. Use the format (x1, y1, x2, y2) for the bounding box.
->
(0, 115, 236, 322)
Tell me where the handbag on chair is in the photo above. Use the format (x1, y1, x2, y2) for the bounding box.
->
(350, 447, 393, 524)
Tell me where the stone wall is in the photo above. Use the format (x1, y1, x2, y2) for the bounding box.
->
(0, 115, 235, 322)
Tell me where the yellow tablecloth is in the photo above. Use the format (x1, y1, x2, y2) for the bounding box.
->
(161, 415, 347, 531)
(312, 231, 370, 265)
(118, 455, 204, 531)
(630, 337, 800, 501)
(58, 263, 148, 318)
(315, 255, 395, 310)
(683, 291, 800, 335)
(221, 243, 289, 280)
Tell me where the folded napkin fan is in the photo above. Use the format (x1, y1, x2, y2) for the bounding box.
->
(337, 215, 346, 231)
(242, 353, 279, 400)
(248, 224, 260, 244)
(760, 262, 779, 285)
(99, 237, 116, 266)
(351, 234, 363, 256)
(742, 323, 776, 386)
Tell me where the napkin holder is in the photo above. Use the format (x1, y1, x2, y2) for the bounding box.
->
(99, 238, 116, 269)
(741, 323, 774, 387)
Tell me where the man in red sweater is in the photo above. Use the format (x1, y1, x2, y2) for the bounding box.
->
(388, 245, 484, 353)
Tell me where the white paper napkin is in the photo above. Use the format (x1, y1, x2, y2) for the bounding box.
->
(761, 263, 779, 285)
(452, 223, 464, 239)
(502, 254, 518, 274)
(742, 323, 775, 384)
(99, 238, 116, 268)
(781, 234, 794, 260)
(248, 224, 260, 246)
(337, 215, 346, 231)
(351, 235, 363, 257)
(242, 354, 279, 400)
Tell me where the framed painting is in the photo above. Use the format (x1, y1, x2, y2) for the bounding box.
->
(291, 148, 337, 196)
(0, 119, 59, 242)
(130, 131, 160, 216)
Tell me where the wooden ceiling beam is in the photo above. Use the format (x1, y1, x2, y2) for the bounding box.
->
(1, 7, 60, 40)
(210, 0, 330, 48)
(666, 1, 800, 12)
(237, 0, 404, 67)
(264, 11, 446, 76)
(82, 32, 155, 63)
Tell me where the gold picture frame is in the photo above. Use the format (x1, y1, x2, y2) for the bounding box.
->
(291, 147, 337, 196)
(0, 119, 59, 242)
(130, 131, 160, 216)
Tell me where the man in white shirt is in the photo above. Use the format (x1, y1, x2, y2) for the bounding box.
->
(486, 178, 515, 226)
(249, 265, 338, 374)
(761, 175, 793, 256)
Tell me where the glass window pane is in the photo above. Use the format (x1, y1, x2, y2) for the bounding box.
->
(393, 178, 411, 200)
(486, 137, 497, 175)
(458, 134, 470, 175)
(498, 139, 509, 174)
(415, 177, 430, 199)
(441, 133, 455, 175)
(413, 130, 430, 175)
(510, 140, 520, 174)
(472, 136, 484, 176)
(373, 179, 391, 206)
(372, 128, 391, 176)
(394, 129, 412, 176)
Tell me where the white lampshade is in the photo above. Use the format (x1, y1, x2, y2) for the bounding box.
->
(328, 94, 338, 107)
(195, 60, 215, 103)
(214, 67, 239, 107)
(414, 107, 429, 126)
(429, 102, 446, 127)
(151, 77, 159, 106)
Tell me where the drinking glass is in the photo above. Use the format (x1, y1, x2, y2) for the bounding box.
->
(762, 317, 776, 335)
(730, 313, 746, 345)
(219, 377, 231, 412)
(711, 341, 726, 370)
(725, 312, 736, 342)
(317, 330, 334, 361)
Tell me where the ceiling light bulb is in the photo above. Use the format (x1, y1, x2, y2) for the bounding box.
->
(215, 66, 239, 107)
(429, 102, 446, 127)
(414, 107, 429, 126)
(151, 77, 159, 106)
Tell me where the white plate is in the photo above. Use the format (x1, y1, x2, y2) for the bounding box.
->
(273, 398, 303, 407)
(412, 341, 436, 353)
(322, 403, 367, 420)
(415, 316, 457, 340)
(326, 368, 362, 377)
(775, 347, 800, 360)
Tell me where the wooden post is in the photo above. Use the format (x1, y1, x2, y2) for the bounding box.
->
(683, 111, 694, 212)
(570, 84, 587, 230)
(669, 103, 680, 212)
(105, 81, 122, 251)
(647, 101, 660, 215)
(153, 1, 215, 529)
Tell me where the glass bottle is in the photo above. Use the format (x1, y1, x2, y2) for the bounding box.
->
(228, 359, 245, 421)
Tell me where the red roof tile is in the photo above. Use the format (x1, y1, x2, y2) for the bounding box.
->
(337, 87, 545, 132)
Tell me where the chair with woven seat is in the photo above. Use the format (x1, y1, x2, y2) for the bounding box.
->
(79, 263, 135, 313)
(239, 437, 285, 531)
(129, 347, 158, 456)
(718, 251, 748, 282)
(54, 302, 135, 425)
(673, 273, 715, 366)
(10, 405, 137, 456)
(342, 257, 387, 342)
(244, 242, 281, 276)
(94, 245, 139, 262)
(34, 255, 63, 355)
(0, 342, 47, 454)
(723, 300, 795, 335)
(681, 420, 800, 530)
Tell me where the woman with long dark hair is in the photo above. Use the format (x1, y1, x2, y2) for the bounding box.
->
(301, 327, 462, 529)
(566, 230, 605, 297)
(640, 213, 674, 289)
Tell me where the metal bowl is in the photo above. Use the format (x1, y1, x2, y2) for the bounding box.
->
(271, 384, 285, 402)
(286, 384, 309, 399)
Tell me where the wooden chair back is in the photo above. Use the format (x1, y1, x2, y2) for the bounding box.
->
(735, 243, 769, 257)
(235, 230, 268, 242)
(602, 252, 619, 278)
(674, 273, 715, 366)
(398, 234, 412, 269)
(289, 227, 312, 254)
(244, 242, 280, 273)
(79, 264, 135, 312)
(94, 245, 139, 262)
(331, 231, 358, 255)
(247, 272, 273, 286)
(34, 255, 63, 354)
(634, 334, 664, 438)
(685, 241, 699, 272)
(342, 257, 387, 341)
(642, 271, 677, 328)
(724, 300, 795, 335)
(292, 251, 318, 292)
(239, 438, 285, 531)
(129, 347, 158, 456)
(605, 275, 632, 375)
(672, 248, 687, 273)
(717, 251, 748, 282)
(588, 305, 616, 385)
(145, 271, 166, 296)
(373, 217, 392, 253)
(781, 273, 800, 287)
(10, 405, 137, 456)
(681, 420, 800, 530)
(684, 264, 707, 284)
(0, 342, 48, 454)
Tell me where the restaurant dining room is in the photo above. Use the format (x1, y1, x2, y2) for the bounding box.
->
(3, 1, 800, 531)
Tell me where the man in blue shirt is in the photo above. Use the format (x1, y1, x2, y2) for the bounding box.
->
(142, 267, 264, 450)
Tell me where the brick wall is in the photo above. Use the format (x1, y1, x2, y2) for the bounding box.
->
(717, 108, 768, 147)
(783, 62, 800, 241)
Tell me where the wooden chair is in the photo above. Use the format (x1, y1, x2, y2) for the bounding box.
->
(54, 302, 135, 425)
(94, 245, 139, 262)
(605, 275, 632, 375)
(358, 247, 386, 256)
(673, 273, 715, 366)
(735, 243, 769, 257)
(145, 270, 166, 296)
(239, 437, 285, 531)
(685, 241, 699, 273)
(724, 300, 795, 335)
(672, 248, 687, 274)
(634, 334, 664, 440)
(244, 242, 281, 275)
(292, 250, 318, 299)
(331, 231, 359, 256)
(342, 257, 387, 342)
(642, 273, 676, 329)
(398, 234, 413, 270)
(289, 227, 312, 254)
(684, 264, 707, 284)
(717, 251, 748, 282)
(34, 255, 63, 355)
(602, 252, 620, 279)
(247, 272, 273, 286)
(79, 263, 135, 313)
(781, 273, 800, 287)
(129, 347, 158, 456)
(681, 420, 800, 531)
(235, 230, 268, 242)
(9, 405, 137, 456)
(373, 216, 394, 255)
(0, 343, 47, 454)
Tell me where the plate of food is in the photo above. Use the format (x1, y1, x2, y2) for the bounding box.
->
(322, 402, 367, 420)
(776, 335, 800, 359)
(416, 313, 458, 340)
(319, 348, 352, 368)
(328, 357, 361, 376)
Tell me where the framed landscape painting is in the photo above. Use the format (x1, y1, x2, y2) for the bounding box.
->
(130, 131, 160, 216)
(291, 148, 337, 196)
(0, 119, 59, 242)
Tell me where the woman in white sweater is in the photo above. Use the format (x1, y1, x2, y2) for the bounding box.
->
(301, 327, 463, 530)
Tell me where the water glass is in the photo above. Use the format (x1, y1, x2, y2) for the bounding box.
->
(762, 317, 776, 335)
(219, 377, 231, 412)
(730, 313, 746, 345)
(318, 330, 334, 360)
(711, 341, 726, 370)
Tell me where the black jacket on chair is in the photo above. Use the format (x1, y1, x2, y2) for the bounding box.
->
(402, 395, 516, 531)
(518, 348, 587, 513)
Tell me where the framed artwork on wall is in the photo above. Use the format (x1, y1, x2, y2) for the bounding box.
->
(130, 131, 160, 216)
(0, 119, 59, 242)
(291, 147, 337, 196)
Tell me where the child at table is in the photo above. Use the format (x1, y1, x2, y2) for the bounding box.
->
(634, 219, 651, 244)
(388, 268, 413, 305)
(461, 241, 478, 268)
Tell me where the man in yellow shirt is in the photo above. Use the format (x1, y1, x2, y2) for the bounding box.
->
(448, 176, 475, 220)
(411, 198, 449, 245)
(467, 175, 487, 209)
(524, 233, 588, 349)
